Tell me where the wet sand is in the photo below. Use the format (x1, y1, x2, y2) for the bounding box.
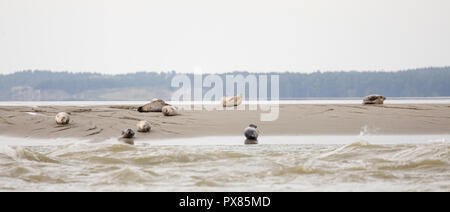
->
(0, 104, 449, 141)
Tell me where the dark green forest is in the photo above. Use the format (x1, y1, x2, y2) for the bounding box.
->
(0, 67, 449, 100)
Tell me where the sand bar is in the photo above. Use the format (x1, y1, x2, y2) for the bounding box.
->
(0, 104, 449, 141)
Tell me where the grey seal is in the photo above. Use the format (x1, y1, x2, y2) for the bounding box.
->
(244, 124, 259, 140)
(121, 128, 135, 139)
(137, 99, 170, 112)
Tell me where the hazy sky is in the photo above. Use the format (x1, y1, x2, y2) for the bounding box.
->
(0, 0, 449, 74)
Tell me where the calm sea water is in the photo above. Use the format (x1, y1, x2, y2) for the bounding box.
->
(1, 97, 450, 106)
(0, 135, 448, 191)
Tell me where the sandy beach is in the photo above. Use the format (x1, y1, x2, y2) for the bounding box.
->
(0, 104, 449, 141)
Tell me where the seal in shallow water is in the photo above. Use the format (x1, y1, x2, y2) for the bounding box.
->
(363, 94, 386, 104)
(121, 128, 135, 139)
(162, 105, 178, 116)
(137, 99, 170, 112)
(55, 112, 70, 125)
(118, 137, 134, 145)
(244, 139, 258, 145)
(244, 124, 259, 140)
(137, 120, 151, 132)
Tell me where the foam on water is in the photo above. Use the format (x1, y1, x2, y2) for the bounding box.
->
(0, 135, 449, 191)
(137, 134, 450, 146)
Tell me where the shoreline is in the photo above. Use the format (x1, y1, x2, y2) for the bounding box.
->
(2, 97, 450, 107)
(1, 134, 449, 147)
(1, 104, 450, 141)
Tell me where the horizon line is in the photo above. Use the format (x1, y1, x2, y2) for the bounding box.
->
(1, 66, 449, 76)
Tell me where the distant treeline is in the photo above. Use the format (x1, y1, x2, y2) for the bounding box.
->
(0, 67, 449, 100)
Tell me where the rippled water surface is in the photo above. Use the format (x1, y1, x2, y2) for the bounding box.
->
(0, 135, 448, 191)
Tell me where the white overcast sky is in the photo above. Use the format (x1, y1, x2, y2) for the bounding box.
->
(0, 0, 449, 74)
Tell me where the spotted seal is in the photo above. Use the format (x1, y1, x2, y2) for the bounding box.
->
(162, 105, 178, 116)
(222, 94, 243, 107)
(137, 120, 151, 132)
(55, 112, 70, 125)
(363, 94, 386, 104)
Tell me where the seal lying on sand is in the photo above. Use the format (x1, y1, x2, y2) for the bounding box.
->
(137, 120, 151, 132)
(222, 94, 243, 107)
(137, 99, 170, 112)
(244, 124, 259, 140)
(55, 112, 70, 125)
(363, 94, 386, 104)
(162, 105, 178, 116)
(121, 128, 135, 138)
